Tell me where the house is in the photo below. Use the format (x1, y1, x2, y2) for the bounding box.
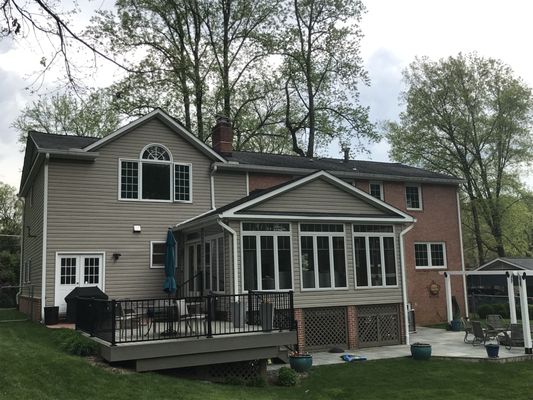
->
(17, 109, 466, 370)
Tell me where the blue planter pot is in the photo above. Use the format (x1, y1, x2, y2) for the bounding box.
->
(450, 319, 462, 331)
(289, 355, 313, 372)
(485, 344, 499, 358)
(411, 343, 432, 360)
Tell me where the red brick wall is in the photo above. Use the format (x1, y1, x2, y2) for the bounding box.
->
(248, 173, 293, 192)
(346, 305, 358, 349)
(294, 308, 305, 352)
(356, 180, 465, 325)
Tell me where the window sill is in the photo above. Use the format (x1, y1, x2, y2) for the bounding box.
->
(300, 287, 349, 292)
(415, 266, 447, 270)
(406, 207, 423, 211)
(355, 285, 399, 289)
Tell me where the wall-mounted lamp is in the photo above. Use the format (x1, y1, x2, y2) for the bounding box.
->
(112, 253, 122, 261)
(133, 225, 142, 233)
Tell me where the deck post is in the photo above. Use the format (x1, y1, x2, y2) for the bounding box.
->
(518, 273, 532, 354)
(507, 272, 517, 324)
(206, 294, 213, 338)
(111, 299, 116, 346)
(444, 272, 453, 323)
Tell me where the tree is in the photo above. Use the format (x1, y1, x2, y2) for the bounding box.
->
(1, 0, 128, 85)
(13, 89, 122, 143)
(0, 182, 21, 285)
(91, 0, 286, 150)
(279, 0, 375, 157)
(387, 53, 533, 264)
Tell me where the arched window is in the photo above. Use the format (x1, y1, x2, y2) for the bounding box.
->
(119, 144, 192, 202)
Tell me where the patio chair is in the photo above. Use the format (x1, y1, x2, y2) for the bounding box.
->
(461, 317, 473, 343)
(471, 321, 492, 346)
(115, 302, 141, 334)
(498, 323, 524, 351)
(486, 314, 506, 332)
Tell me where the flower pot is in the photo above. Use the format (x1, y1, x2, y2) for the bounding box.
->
(485, 344, 500, 358)
(410, 343, 432, 360)
(289, 355, 313, 372)
(450, 319, 462, 331)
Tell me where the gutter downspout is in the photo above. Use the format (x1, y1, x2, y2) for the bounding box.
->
(217, 220, 239, 295)
(456, 190, 469, 317)
(41, 153, 49, 322)
(210, 165, 217, 209)
(399, 222, 416, 346)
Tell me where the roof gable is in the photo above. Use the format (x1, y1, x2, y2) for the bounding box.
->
(84, 109, 226, 162)
(477, 257, 533, 271)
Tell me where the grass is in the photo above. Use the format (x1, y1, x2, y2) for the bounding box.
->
(2, 310, 533, 399)
(0, 308, 28, 321)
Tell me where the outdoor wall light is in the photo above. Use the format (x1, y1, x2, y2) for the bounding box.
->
(133, 225, 142, 233)
(112, 253, 122, 261)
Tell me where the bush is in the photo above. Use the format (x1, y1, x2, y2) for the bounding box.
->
(278, 367, 298, 387)
(57, 330, 98, 356)
(477, 304, 494, 319)
(494, 303, 510, 318)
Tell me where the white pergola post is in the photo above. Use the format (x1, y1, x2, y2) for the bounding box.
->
(507, 272, 517, 324)
(444, 272, 453, 323)
(518, 272, 532, 354)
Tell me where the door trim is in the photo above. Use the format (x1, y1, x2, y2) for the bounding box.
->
(54, 251, 106, 308)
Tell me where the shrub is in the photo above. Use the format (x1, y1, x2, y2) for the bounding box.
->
(58, 331, 98, 356)
(278, 367, 298, 387)
(477, 304, 494, 319)
(494, 303, 509, 318)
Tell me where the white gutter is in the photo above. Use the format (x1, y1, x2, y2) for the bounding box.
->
(456, 190, 469, 317)
(399, 222, 416, 345)
(41, 154, 49, 322)
(217, 220, 239, 295)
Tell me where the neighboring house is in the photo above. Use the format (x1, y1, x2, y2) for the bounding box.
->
(18, 109, 466, 364)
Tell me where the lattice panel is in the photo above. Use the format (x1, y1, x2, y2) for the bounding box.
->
(303, 307, 348, 350)
(207, 359, 266, 382)
(357, 304, 400, 348)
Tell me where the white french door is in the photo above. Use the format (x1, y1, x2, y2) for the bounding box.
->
(186, 243, 202, 294)
(55, 253, 104, 313)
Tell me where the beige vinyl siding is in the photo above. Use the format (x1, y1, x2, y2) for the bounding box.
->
(45, 118, 214, 305)
(230, 220, 402, 308)
(247, 178, 389, 215)
(214, 172, 247, 208)
(21, 166, 45, 298)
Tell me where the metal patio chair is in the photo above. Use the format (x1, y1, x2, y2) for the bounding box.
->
(486, 314, 506, 333)
(461, 317, 473, 343)
(498, 323, 524, 350)
(471, 320, 494, 346)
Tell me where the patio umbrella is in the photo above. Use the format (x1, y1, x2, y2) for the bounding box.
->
(163, 228, 177, 295)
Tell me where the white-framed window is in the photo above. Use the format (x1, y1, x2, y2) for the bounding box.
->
(405, 184, 422, 210)
(150, 241, 172, 269)
(353, 225, 397, 288)
(119, 144, 192, 203)
(205, 235, 225, 292)
(299, 223, 347, 290)
(369, 181, 383, 201)
(242, 222, 292, 291)
(415, 242, 447, 269)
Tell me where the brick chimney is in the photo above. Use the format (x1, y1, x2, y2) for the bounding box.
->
(212, 115, 233, 156)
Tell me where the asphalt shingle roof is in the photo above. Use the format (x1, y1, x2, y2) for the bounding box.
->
(29, 131, 99, 150)
(226, 151, 458, 181)
(500, 258, 533, 270)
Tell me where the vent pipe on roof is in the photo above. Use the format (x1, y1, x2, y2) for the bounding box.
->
(212, 115, 233, 156)
(343, 147, 350, 163)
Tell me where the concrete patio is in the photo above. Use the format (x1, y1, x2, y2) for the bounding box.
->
(275, 326, 533, 369)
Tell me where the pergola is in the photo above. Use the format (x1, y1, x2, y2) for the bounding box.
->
(439, 270, 533, 354)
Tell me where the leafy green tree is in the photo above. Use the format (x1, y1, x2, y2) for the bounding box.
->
(387, 53, 533, 263)
(13, 90, 121, 143)
(279, 0, 375, 157)
(0, 182, 22, 285)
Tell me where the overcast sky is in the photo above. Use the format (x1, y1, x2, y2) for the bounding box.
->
(1, 0, 533, 189)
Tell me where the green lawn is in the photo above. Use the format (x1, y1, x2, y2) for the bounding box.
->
(0, 308, 28, 321)
(2, 310, 533, 400)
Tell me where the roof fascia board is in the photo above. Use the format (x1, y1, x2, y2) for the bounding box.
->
(83, 109, 227, 162)
(174, 214, 220, 232)
(476, 258, 526, 271)
(19, 152, 45, 197)
(227, 170, 413, 220)
(220, 213, 413, 223)
(213, 162, 463, 185)
(38, 148, 99, 160)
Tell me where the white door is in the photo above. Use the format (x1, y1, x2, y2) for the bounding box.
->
(186, 243, 202, 294)
(55, 254, 104, 313)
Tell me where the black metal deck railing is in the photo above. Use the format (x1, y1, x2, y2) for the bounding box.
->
(76, 291, 295, 345)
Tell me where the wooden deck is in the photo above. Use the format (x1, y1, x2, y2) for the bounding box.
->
(95, 328, 296, 372)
